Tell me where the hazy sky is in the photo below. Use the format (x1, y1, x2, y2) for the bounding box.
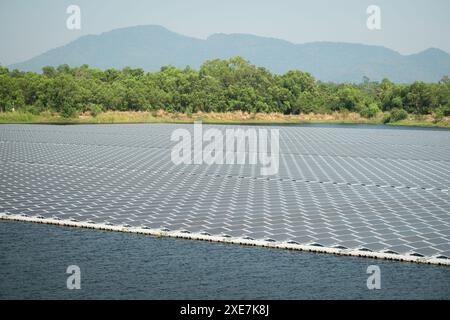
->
(1, 0, 449, 66)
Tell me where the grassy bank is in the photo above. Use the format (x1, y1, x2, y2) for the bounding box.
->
(0, 110, 449, 128)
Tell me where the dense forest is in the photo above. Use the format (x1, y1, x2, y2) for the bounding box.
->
(1, 57, 449, 121)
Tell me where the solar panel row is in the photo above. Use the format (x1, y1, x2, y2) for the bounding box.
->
(0, 124, 449, 264)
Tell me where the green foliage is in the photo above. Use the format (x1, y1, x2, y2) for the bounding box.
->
(334, 86, 364, 111)
(88, 103, 103, 117)
(443, 103, 450, 116)
(42, 66, 56, 77)
(0, 58, 447, 119)
(434, 104, 450, 123)
(40, 110, 53, 118)
(391, 96, 403, 110)
(404, 81, 435, 115)
(383, 108, 408, 123)
(18, 105, 42, 115)
(391, 108, 408, 121)
(434, 108, 445, 123)
(382, 114, 390, 124)
(60, 105, 78, 118)
(360, 103, 380, 118)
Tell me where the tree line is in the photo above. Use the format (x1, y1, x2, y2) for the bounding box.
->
(0, 57, 449, 119)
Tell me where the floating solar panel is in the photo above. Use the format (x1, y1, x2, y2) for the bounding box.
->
(0, 123, 449, 265)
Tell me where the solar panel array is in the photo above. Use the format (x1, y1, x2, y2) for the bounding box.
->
(0, 123, 449, 261)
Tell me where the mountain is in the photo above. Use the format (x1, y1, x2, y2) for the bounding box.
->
(10, 25, 450, 83)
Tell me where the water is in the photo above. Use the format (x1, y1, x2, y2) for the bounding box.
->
(1, 220, 449, 299)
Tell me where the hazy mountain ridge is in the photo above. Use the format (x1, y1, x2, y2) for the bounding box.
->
(10, 25, 450, 83)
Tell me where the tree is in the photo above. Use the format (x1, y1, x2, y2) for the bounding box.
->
(57, 64, 72, 74)
(42, 66, 56, 77)
(0, 58, 447, 118)
(439, 76, 449, 84)
(335, 86, 364, 111)
(47, 74, 80, 114)
(404, 81, 435, 114)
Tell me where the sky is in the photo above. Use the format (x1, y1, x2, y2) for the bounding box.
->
(0, 0, 449, 66)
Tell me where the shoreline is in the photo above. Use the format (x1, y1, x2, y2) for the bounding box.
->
(1, 111, 450, 129)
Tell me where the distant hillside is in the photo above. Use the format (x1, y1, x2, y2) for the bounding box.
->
(10, 25, 450, 83)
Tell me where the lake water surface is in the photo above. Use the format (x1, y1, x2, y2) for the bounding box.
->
(1, 220, 449, 299)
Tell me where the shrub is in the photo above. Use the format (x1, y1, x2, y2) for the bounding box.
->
(389, 108, 408, 122)
(40, 110, 53, 118)
(185, 106, 193, 117)
(382, 113, 391, 124)
(434, 109, 444, 123)
(360, 103, 380, 118)
(383, 108, 408, 123)
(18, 105, 41, 115)
(434, 105, 449, 123)
(441, 103, 450, 116)
(88, 103, 103, 117)
(141, 104, 154, 112)
(60, 105, 78, 118)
